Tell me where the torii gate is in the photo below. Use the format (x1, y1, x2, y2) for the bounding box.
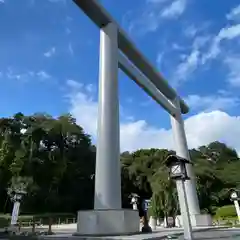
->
(73, 0, 211, 236)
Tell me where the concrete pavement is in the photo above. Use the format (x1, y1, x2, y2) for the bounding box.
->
(8, 223, 240, 239)
(37, 226, 231, 239)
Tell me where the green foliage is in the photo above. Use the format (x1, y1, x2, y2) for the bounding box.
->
(215, 205, 237, 218)
(122, 142, 240, 218)
(0, 113, 95, 214)
(0, 214, 10, 227)
(0, 112, 239, 219)
(148, 193, 162, 218)
(0, 213, 76, 227)
(122, 149, 179, 218)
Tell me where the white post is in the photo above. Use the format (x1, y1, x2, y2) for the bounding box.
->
(234, 200, 240, 223)
(11, 201, 20, 225)
(131, 196, 138, 210)
(133, 204, 137, 210)
(178, 180, 193, 240)
(94, 22, 121, 210)
(170, 97, 200, 216)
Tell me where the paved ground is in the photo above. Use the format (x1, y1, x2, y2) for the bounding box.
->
(177, 229, 240, 239)
(1, 226, 240, 239)
(38, 228, 240, 239)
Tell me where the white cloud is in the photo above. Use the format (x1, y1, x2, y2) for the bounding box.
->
(123, 10, 159, 34)
(169, 35, 210, 86)
(67, 81, 98, 136)
(185, 94, 240, 111)
(227, 4, 240, 22)
(192, 35, 210, 49)
(184, 25, 198, 38)
(37, 71, 51, 80)
(66, 79, 83, 89)
(86, 84, 96, 93)
(5, 68, 33, 81)
(203, 24, 240, 63)
(224, 56, 240, 87)
(0, 0, 4, 4)
(122, 0, 187, 35)
(65, 28, 71, 35)
(2, 68, 52, 82)
(218, 23, 240, 40)
(156, 52, 164, 67)
(173, 49, 200, 86)
(44, 47, 55, 58)
(6, 71, 21, 80)
(170, 23, 240, 85)
(161, 0, 186, 19)
(68, 43, 74, 56)
(66, 81, 240, 154)
(172, 43, 185, 50)
(184, 111, 240, 153)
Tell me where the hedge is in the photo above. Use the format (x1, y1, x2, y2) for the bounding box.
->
(215, 205, 237, 218)
(0, 213, 76, 228)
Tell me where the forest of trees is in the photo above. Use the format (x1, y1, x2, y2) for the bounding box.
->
(0, 112, 240, 218)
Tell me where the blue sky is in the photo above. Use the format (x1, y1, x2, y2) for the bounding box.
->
(1, 0, 240, 152)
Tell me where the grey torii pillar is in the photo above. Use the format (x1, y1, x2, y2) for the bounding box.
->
(94, 21, 121, 210)
(75, 22, 139, 236)
(171, 97, 212, 227)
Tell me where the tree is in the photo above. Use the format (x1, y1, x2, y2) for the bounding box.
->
(0, 113, 95, 213)
(0, 112, 239, 218)
(150, 166, 179, 224)
(191, 142, 240, 213)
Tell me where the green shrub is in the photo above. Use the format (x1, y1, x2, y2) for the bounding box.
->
(148, 194, 162, 218)
(225, 220, 233, 226)
(215, 205, 237, 218)
(32, 213, 76, 225)
(0, 212, 76, 227)
(0, 214, 11, 228)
